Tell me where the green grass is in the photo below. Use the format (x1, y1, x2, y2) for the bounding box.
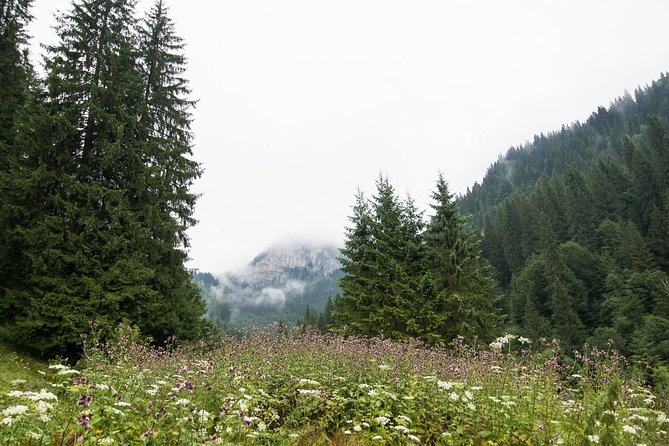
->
(0, 341, 48, 391)
(0, 328, 668, 445)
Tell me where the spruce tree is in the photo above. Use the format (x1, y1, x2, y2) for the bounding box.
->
(335, 189, 378, 335)
(134, 0, 205, 342)
(1, 0, 206, 356)
(423, 173, 498, 341)
(0, 0, 32, 155)
(335, 174, 497, 343)
(0, 0, 33, 333)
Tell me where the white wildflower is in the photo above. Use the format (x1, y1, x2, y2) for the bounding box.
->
(2, 405, 29, 416)
(1, 417, 13, 426)
(115, 401, 132, 407)
(353, 425, 362, 432)
(437, 380, 455, 390)
(397, 415, 412, 424)
(586, 434, 600, 443)
(368, 389, 379, 397)
(375, 416, 390, 426)
(622, 425, 638, 435)
(38, 414, 51, 422)
(109, 408, 125, 416)
(194, 409, 210, 422)
(37, 389, 58, 400)
(408, 434, 421, 443)
(36, 401, 53, 413)
(98, 438, 114, 445)
(464, 390, 473, 400)
(7, 390, 24, 398)
(393, 425, 410, 434)
(343, 430, 352, 435)
(57, 369, 80, 376)
(518, 337, 532, 344)
(298, 379, 320, 386)
(175, 399, 190, 406)
(297, 389, 321, 396)
(10, 379, 27, 385)
(449, 392, 459, 401)
(372, 436, 383, 441)
(467, 402, 476, 411)
(48, 364, 68, 370)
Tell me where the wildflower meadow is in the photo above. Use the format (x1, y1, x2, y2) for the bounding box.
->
(1, 326, 667, 445)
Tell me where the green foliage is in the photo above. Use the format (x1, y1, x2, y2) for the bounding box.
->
(335, 174, 498, 343)
(0, 329, 666, 445)
(463, 74, 669, 366)
(0, 0, 207, 358)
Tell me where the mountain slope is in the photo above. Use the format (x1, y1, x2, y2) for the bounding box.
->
(460, 73, 669, 225)
(459, 72, 669, 369)
(194, 243, 341, 327)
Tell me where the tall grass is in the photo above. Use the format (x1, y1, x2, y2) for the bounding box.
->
(0, 326, 667, 445)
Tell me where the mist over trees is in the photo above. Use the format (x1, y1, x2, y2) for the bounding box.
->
(461, 76, 669, 371)
(0, 0, 207, 357)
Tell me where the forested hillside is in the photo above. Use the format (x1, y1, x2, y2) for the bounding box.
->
(460, 74, 669, 371)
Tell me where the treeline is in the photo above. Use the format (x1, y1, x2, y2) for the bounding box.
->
(332, 174, 499, 344)
(463, 78, 669, 369)
(461, 73, 669, 222)
(0, 0, 208, 358)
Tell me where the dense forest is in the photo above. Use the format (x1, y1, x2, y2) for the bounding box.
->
(458, 75, 669, 370)
(0, 0, 209, 358)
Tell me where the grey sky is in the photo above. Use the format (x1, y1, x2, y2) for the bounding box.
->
(28, 0, 669, 273)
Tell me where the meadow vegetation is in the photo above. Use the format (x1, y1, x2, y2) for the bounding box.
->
(1, 326, 667, 445)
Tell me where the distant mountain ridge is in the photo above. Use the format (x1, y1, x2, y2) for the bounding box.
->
(194, 242, 342, 327)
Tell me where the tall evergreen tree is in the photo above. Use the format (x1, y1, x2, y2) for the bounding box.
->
(335, 174, 497, 343)
(133, 0, 204, 341)
(1, 0, 206, 357)
(0, 0, 32, 155)
(0, 0, 33, 333)
(422, 173, 498, 341)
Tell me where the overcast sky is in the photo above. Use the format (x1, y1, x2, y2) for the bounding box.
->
(28, 0, 669, 273)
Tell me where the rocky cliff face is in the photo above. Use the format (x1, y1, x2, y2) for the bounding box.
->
(195, 242, 342, 327)
(247, 243, 341, 282)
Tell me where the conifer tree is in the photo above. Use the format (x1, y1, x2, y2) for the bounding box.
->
(133, 0, 205, 341)
(423, 173, 498, 341)
(335, 189, 377, 335)
(335, 174, 497, 343)
(0, 0, 33, 332)
(1, 0, 206, 356)
(0, 0, 32, 156)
